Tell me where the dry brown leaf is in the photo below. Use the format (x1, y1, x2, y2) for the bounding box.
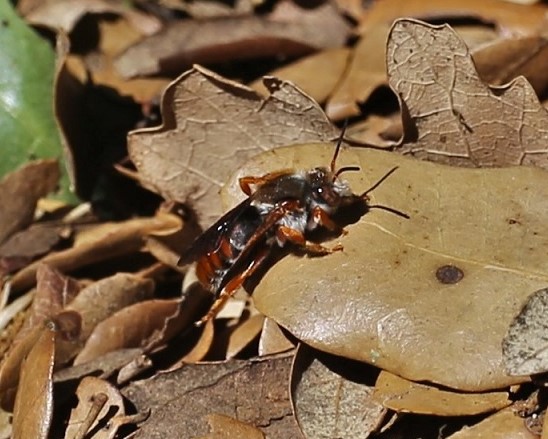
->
(74, 298, 186, 364)
(292, 345, 386, 439)
(12, 325, 55, 439)
(388, 19, 548, 168)
(128, 65, 337, 227)
(161, 0, 254, 18)
(326, 22, 497, 122)
(10, 213, 182, 292)
(82, 17, 171, 103)
(373, 371, 510, 416)
(173, 320, 215, 365)
(19, 265, 79, 341)
(346, 114, 403, 147)
(115, 0, 350, 78)
(199, 414, 265, 439)
(258, 318, 294, 356)
(123, 353, 300, 438)
(473, 35, 548, 99)
(447, 407, 536, 438)
(358, 0, 548, 35)
(225, 314, 264, 359)
(452, 24, 499, 49)
(56, 273, 155, 363)
(0, 325, 42, 409)
(0, 266, 78, 406)
(0, 223, 67, 265)
(0, 160, 59, 244)
(25, 0, 161, 34)
(53, 348, 143, 383)
(326, 24, 391, 121)
(223, 143, 548, 392)
(64, 376, 125, 439)
(249, 48, 351, 104)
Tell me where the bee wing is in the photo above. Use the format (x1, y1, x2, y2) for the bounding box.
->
(178, 197, 253, 266)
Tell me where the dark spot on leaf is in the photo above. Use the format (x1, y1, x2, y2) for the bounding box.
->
(436, 265, 464, 284)
(1, 20, 8, 27)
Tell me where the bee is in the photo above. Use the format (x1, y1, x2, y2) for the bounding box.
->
(180, 130, 408, 325)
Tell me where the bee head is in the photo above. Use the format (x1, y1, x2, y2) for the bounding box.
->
(307, 167, 356, 209)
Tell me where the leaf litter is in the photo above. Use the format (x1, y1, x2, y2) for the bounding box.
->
(2, 3, 548, 438)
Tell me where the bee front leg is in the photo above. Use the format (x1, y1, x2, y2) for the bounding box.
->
(276, 226, 343, 255)
(311, 206, 347, 235)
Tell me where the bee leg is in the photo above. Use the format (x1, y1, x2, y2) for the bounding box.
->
(311, 206, 347, 236)
(239, 171, 293, 195)
(276, 226, 343, 255)
(195, 248, 270, 326)
(195, 289, 235, 327)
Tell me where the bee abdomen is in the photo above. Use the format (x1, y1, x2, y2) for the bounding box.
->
(195, 236, 239, 293)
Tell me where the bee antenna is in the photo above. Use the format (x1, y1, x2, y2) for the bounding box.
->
(330, 120, 348, 174)
(368, 204, 410, 219)
(334, 166, 360, 180)
(360, 166, 399, 198)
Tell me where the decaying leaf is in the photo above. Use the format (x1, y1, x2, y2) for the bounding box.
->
(60, 273, 155, 363)
(64, 376, 125, 439)
(0, 223, 67, 268)
(0, 160, 59, 244)
(123, 353, 300, 438)
(388, 19, 548, 168)
(222, 143, 548, 392)
(473, 35, 548, 99)
(25, 0, 161, 34)
(249, 48, 351, 105)
(128, 65, 337, 227)
(258, 318, 294, 356)
(20, 264, 79, 340)
(326, 24, 392, 121)
(291, 345, 386, 439)
(502, 287, 548, 376)
(225, 314, 264, 359)
(115, 0, 349, 78)
(171, 320, 215, 365)
(373, 371, 510, 416)
(9, 212, 182, 292)
(53, 348, 144, 384)
(74, 299, 185, 364)
(447, 407, 536, 438)
(12, 325, 55, 439)
(358, 0, 548, 35)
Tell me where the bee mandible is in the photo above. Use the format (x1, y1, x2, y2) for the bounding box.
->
(179, 128, 409, 325)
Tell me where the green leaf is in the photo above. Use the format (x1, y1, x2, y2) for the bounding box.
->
(0, 0, 71, 199)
